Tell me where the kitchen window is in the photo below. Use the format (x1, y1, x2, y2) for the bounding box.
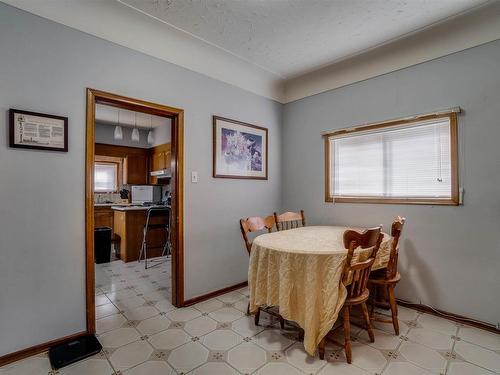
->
(94, 162, 118, 192)
(324, 112, 459, 205)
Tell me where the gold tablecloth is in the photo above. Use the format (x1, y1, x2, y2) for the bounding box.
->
(248, 226, 391, 356)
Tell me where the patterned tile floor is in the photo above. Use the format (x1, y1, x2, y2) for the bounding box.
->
(1, 258, 499, 375)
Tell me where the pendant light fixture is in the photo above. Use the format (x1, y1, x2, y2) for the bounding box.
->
(147, 115, 155, 145)
(131, 112, 140, 142)
(113, 109, 123, 140)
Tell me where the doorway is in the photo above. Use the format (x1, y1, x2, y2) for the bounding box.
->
(85, 89, 184, 334)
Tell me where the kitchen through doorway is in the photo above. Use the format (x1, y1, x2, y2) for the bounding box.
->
(85, 89, 185, 336)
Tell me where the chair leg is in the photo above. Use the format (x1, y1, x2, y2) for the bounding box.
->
(387, 285, 399, 335)
(279, 316, 285, 329)
(246, 302, 250, 316)
(370, 284, 377, 317)
(361, 302, 375, 343)
(343, 306, 352, 364)
(254, 307, 261, 326)
(318, 338, 326, 360)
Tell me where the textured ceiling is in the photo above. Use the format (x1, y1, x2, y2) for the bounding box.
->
(120, 0, 488, 78)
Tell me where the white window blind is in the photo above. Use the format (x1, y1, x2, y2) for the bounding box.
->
(94, 163, 118, 192)
(331, 118, 453, 199)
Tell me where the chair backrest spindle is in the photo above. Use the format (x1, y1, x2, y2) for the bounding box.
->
(274, 210, 306, 231)
(342, 226, 383, 300)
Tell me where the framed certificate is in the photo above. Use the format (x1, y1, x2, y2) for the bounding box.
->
(9, 109, 68, 152)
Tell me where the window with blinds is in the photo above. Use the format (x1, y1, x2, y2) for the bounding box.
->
(325, 113, 458, 205)
(94, 162, 118, 192)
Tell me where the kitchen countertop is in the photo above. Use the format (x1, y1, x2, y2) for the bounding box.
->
(95, 203, 131, 207)
(111, 204, 170, 211)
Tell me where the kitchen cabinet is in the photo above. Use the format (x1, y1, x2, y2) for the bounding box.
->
(94, 206, 114, 229)
(95, 143, 149, 186)
(149, 143, 171, 184)
(113, 208, 167, 262)
(124, 154, 149, 185)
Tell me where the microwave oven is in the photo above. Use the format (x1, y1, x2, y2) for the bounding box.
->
(131, 185, 162, 204)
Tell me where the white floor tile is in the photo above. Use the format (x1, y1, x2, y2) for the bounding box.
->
(148, 328, 190, 350)
(96, 313, 127, 334)
(98, 327, 141, 348)
(382, 362, 433, 375)
(256, 362, 304, 375)
(357, 328, 401, 350)
(123, 306, 159, 321)
(59, 358, 114, 375)
(458, 326, 500, 350)
(167, 341, 208, 373)
(254, 329, 295, 351)
(96, 303, 119, 319)
(136, 315, 171, 336)
(124, 360, 174, 375)
(191, 362, 238, 375)
(108, 339, 154, 371)
(454, 341, 500, 373)
(209, 307, 244, 322)
(285, 342, 327, 373)
(0, 357, 52, 375)
(217, 291, 246, 304)
(231, 316, 265, 338)
(202, 329, 242, 350)
(447, 361, 497, 375)
(194, 298, 225, 313)
(318, 361, 371, 375)
(406, 327, 454, 350)
(166, 307, 201, 322)
(349, 343, 387, 372)
(399, 342, 446, 373)
(417, 314, 458, 335)
(184, 316, 218, 337)
(227, 342, 267, 374)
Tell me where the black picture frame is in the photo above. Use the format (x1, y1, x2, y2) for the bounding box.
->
(9, 108, 68, 152)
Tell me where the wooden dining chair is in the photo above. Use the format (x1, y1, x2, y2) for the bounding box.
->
(368, 216, 406, 335)
(239, 215, 285, 329)
(273, 210, 306, 231)
(319, 226, 383, 362)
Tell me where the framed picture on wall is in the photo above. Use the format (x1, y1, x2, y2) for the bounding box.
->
(213, 116, 268, 180)
(9, 109, 68, 152)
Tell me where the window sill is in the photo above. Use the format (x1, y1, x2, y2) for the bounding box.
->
(325, 196, 459, 206)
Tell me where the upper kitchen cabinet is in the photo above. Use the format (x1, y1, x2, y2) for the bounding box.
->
(95, 143, 149, 185)
(123, 153, 149, 185)
(149, 143, 171, 184)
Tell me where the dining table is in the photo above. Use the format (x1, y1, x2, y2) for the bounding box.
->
(248, 225, 392, 356)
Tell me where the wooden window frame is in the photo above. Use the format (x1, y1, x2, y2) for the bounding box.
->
(324, 112, 459, 205)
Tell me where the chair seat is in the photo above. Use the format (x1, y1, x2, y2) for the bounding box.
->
(368, 272, 401, 285)
(344, 289, 370, 305)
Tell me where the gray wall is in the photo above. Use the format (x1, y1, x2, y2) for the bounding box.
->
(0, 4, 282, 356)
(282, 39, 500, 325)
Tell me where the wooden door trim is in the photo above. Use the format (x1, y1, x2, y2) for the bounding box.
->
(85, 89, 185, 336)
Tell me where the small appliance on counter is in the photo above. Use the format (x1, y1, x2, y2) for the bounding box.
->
(131, 185, 162, 205)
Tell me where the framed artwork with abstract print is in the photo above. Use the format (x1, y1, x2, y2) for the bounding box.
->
(213, 116, 268, 180)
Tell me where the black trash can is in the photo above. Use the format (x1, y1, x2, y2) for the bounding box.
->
(95, 227, 112, 264)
